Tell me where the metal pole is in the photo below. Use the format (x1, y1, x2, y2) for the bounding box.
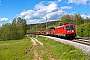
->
(36, 24, 37, 38)
(29, 27, 31, 36)
(46, 17, 47, 35)
(45, 17, 48, 40)
(30, 24, 32, 37)
(76, 15, 77, 36)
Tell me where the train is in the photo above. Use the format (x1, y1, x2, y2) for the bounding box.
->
(47, 24, 76, 39)
(29, 24, 76, 39)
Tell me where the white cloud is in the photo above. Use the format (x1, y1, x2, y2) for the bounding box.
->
(0, 17, 8, 22)
(81, 14, 90, 19)
(34, 2, 57, 13)
(17, 1, 66, 24)
(0, 17, 8, 26)
(47, 2, 58, 12)
(68, 0, 88, 4)
(61, 6, 72, 9)
(46, 12, 57, 19)
(17, 10, 34, 17)
(34, 2, 44, 10)
(58, 0, 61, 2)
(24, 15, 31, 19)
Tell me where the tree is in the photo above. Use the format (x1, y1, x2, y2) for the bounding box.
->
(74, 14, 84, 25)
(84, 17, 90, 23)
(61, 14, 72, 24)
(0, 23, 12, 40)
(77, 23, 90, 37)
(17, 17, 27, 35)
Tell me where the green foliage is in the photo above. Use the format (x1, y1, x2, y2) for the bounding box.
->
(75, 14, 84, 25)
(0, 17, 27, 40)
(61, 14, 72, 24)
(77, 23, 90, 37)
(15, 17, 27, 35)
(61, 14, 84, 25)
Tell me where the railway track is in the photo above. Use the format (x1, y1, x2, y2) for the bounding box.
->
(72, 37, 90, 46)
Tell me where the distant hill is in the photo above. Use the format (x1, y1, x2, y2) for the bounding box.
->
(27, 20, 62, 33)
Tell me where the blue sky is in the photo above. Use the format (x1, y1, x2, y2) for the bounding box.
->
(0, 0, 90, 26)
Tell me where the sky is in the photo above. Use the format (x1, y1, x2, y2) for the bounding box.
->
(0, 0, 90, 26)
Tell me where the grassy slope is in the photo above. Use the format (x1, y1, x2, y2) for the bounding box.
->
(0, 37, 33, 60)
(36, 36, 90, 60)
(0, 36, 90, 60)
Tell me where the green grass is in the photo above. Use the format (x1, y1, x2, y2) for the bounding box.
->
(36, 36, 90, 60)
(0, 35, 90, 60)
(0, 37, 33, 60)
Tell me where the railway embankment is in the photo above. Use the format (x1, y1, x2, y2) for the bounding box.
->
(42, 36, 90, 54)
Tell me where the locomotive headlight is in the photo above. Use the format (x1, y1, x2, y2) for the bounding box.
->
(72, 30, 74, 32)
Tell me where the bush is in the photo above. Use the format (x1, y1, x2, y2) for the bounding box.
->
(77, 23, 90, 37)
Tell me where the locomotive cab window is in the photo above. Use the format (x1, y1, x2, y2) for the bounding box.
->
(66, 26, 74, 30)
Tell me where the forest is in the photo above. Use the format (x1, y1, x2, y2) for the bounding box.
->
(0, 17, 27, 40)
(0, 14, 90, 40)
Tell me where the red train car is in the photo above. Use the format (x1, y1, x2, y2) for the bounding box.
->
(35, 31, 41, 35)
(47, 27, 55, 36)
(55, 24, 76, 39)
(40, 30, 46, 35)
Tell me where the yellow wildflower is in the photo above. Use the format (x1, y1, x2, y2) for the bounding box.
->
(63, 52, 67, 55)
(70, 50, 76, 53)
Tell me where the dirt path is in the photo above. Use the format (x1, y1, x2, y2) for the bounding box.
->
(31, 38, 43, 46)
(30, 37, 43, 60)
(25, 37, 59, 60)
(15, 36, 59, 60)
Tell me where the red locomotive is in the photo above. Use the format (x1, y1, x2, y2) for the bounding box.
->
(46, 24, 76, 39)
(55, 24, 76, 39)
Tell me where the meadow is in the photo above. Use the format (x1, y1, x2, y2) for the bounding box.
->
(0, 36, 90, 60)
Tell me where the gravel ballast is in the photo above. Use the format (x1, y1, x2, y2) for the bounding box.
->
(43, 36, 90, 54)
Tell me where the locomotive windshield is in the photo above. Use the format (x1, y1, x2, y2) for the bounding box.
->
(66, 26, 74, 30)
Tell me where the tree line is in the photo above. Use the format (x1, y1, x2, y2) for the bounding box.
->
(0, 14, 89, 41)
(61, 14, 90, 37)
(0, 17, 27, 40)
(27, 14, 90, 37)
